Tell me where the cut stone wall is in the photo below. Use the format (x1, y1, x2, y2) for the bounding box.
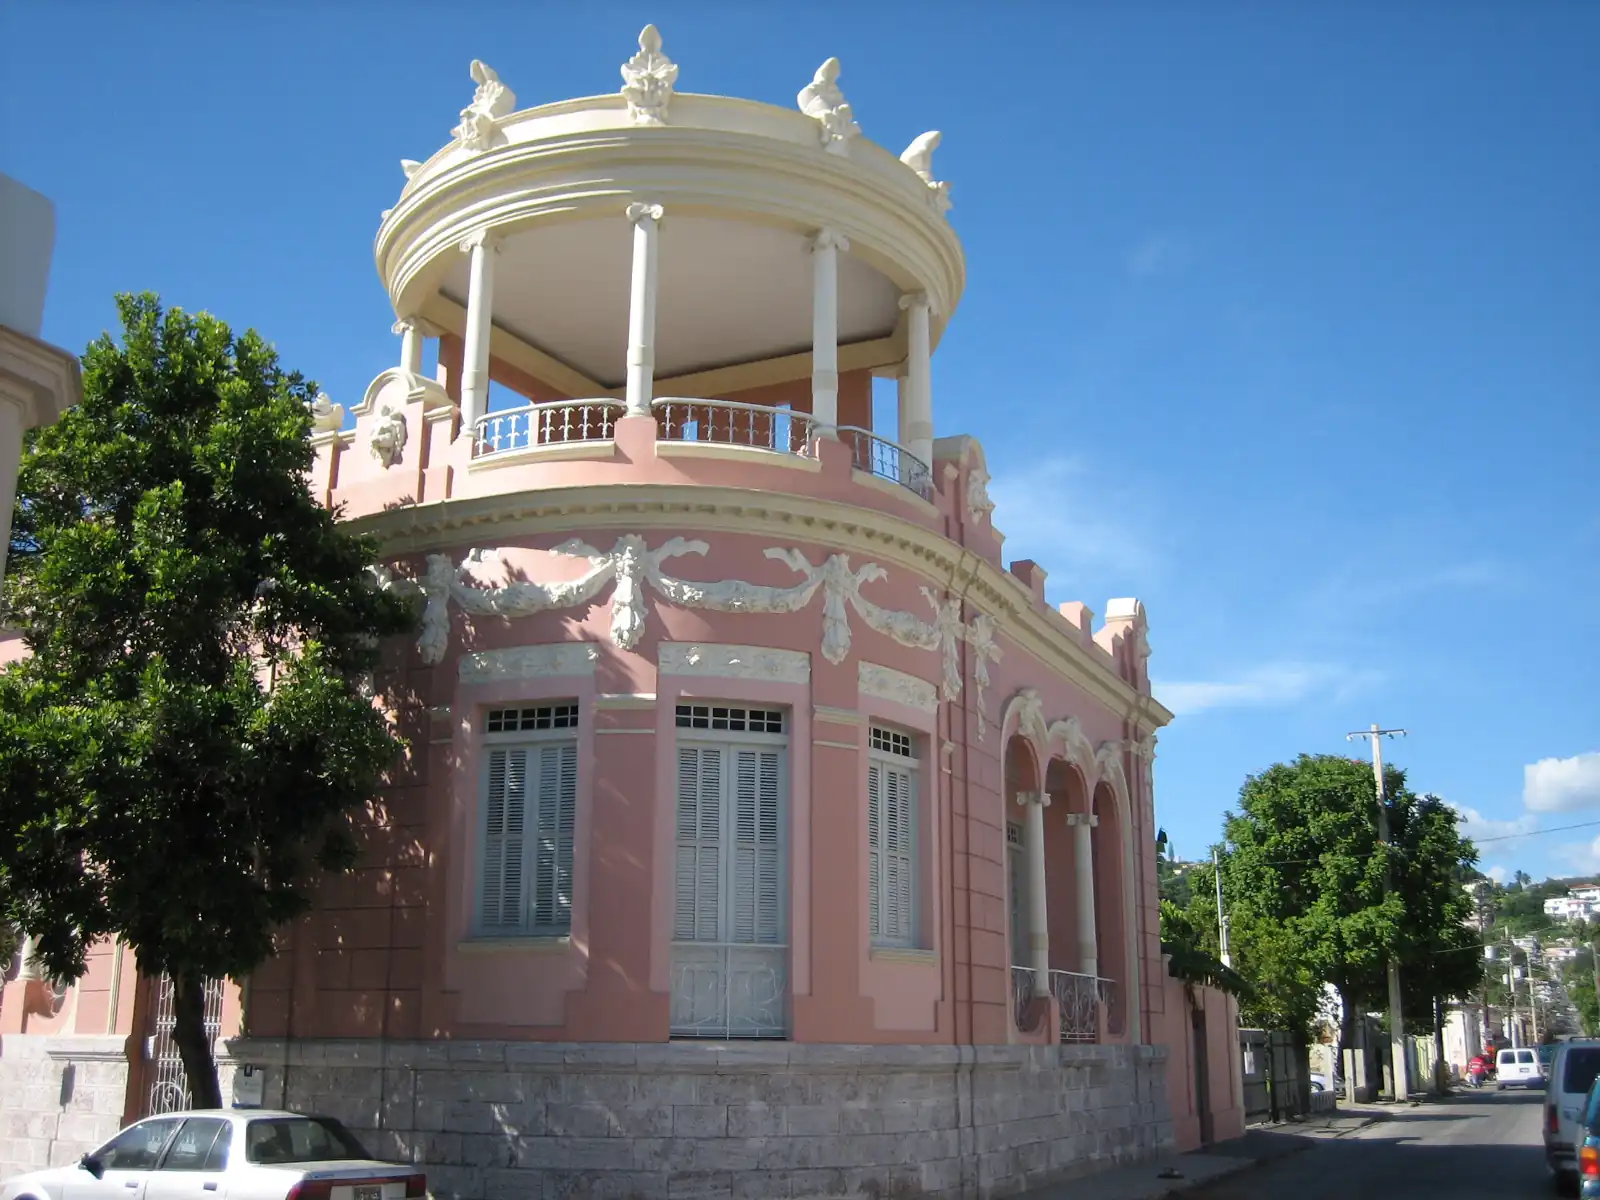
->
(0, 1034, 131, 1181)
(224, 1039, 1171, 1199)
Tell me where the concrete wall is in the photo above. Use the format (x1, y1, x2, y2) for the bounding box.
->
(227, 1038, 1172, 1200)
(0, 1034, 130, 1180)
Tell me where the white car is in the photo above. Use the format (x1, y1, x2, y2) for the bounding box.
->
(1496, 1046, 1544, 1090)
(0, 1110, 425, 1200)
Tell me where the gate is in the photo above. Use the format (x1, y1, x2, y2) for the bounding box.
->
(140, 976, 224, 1116)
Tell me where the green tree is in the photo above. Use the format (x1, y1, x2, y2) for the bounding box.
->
(1160, 898, 1251, 1000)
(1209, 755, 1480, 1055)
(0, 295, 414, 1108)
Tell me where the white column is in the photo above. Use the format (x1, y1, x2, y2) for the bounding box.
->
(1069, 812, 1099, 977)
(810, 229, 848, 437)
(459, 230, 499, 429)
(1022, 793, 1051, 991)
(16, 933, 41, 981)
(625, 202, 665, 418)
(393, 317, 424, 377)
(900, 292, 933, 467)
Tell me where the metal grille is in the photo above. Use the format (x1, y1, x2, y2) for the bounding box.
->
(1050, 969, 1112, 1044)
(838, 426, 933, 499)
(142, 976, 224, 1116)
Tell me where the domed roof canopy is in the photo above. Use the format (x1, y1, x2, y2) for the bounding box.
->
(377, 28, 965, 393)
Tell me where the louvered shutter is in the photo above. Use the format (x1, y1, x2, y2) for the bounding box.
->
(730, 748, 783, 946)
(481, 748, 529, 930)
(868, 756, 917, 946)
(1008, 825, 1028, 965)
(867, 761, 883, 939)
(675, 745, 724, 942)
(531, 742, 577, 932)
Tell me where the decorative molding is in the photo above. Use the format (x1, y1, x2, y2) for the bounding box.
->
(1094, 740, 1130, 803)
(308, 392, 344, 433)
(458, 643, 600, 683)
(967, 613, 1002, 740)
(452, 60, 516, 152)
(813, 705, 862, 726)
(797, 57, 860, 154)
(1013, 790, 1051, 808)
(1006, 687, 1049, 750)
(811, 228, 850, 255)
(1065, 813, 1099, 829)
(345, 486, 1170, 733)
(1133, 733, 1157, 764)
(620, 25, 677, 127)
(370, 403, 407, 468)
(626, 201, 665, 226)
(594, 692, 657, 710)
(659, 643, 810, 685)
(966, 466, 995, 524)
(458, 229, 499, 256)
(1047, 716, 1096, 781)
(400, 159, 423, 181)
(900, 131, 952, 213)
(858, 662, 937, 715)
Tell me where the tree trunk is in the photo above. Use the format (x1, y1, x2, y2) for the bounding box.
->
(171, 974, 222, 1110)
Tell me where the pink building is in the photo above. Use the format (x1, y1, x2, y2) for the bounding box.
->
(1, 29, 1242, 1196)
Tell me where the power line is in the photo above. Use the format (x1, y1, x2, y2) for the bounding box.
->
(1472, 818, 1600, 845)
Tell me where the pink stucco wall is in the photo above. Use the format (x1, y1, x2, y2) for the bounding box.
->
(242, 399, 1174, 1050)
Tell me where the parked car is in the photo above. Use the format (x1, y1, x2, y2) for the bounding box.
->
(1547, 1041, 1600, 1186)
(1573, 1075, 1600, 1197)
(1497, 1046, 1544, 1090)
(0, 1110, 424, 1200)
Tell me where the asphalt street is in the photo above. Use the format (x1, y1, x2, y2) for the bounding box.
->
(1193, 1088, 1560, 1199)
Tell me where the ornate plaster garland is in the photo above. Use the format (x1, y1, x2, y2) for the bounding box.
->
(373, 536, 1004, 716)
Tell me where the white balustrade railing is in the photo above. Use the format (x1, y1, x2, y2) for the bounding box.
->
(838, 426, 933, 500)
(1050, 969, 1114, 1044)
(473, 398, 625, 457)
(652, 397, 821, 456)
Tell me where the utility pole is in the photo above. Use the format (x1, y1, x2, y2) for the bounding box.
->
(1348, 722, 1409, 1102)
(1213, 847, 1232, 967)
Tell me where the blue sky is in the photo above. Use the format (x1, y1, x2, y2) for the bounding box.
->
(5, 4, 1597, 881)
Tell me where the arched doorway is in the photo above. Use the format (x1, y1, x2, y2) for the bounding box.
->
(1004, 733, 1042, 1033)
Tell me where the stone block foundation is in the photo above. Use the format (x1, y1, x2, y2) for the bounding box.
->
(0, 1034, 131, 1180)
(224, 1039, 1172, 1199)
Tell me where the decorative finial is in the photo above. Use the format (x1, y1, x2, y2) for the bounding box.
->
(621, 25, 678, 126)
(900, 131, 952, 213)
(307, 392, 344, 433)
(797, 57, 860, 155)
(452, 60, 516, 152)
(400, 159, 423, 180)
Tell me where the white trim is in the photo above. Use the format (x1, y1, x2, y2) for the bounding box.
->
(660, 643, 811, 684)
(594, 692, 657, 709)
(813, 705, 863, 726)
(459, 643, 600, 682)
(867, 724, 921, 951)
(456, 936, 572, 954)
(858, 661, 937, 714)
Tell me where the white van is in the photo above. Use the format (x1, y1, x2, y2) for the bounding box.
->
(1544, 1040, 1600, 1183)
(1497, 1045, 1543, 1089)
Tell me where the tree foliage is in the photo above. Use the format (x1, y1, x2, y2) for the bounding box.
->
(1160, 898, 1252, 1000)
(1204, 754, 1481, 1044)
(0, 295, 414, 1107)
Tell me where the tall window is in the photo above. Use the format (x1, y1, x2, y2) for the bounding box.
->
(671, 704, 789, 1038)
(868, 725, 919, 948)
(477, 703, 579, 936)
(1007, 818, 1029, 967)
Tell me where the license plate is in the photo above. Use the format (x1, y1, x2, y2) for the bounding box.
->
(353, 1186, 382, 1200)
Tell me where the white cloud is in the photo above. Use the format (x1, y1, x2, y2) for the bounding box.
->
(1484, 865, 1509, 884)
(1127, 234, 1193, 278)
(1153, 661, 1382, 717)
(1555, 835, 1600, 874)
(1524, 752, 1600, 813)
(985, 457, 1156, 582)
(1450, 804, 1537, 843)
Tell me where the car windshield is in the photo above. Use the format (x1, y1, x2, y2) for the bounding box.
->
(1565, 1048, 1600, 1096)
(244, 1118, 370, 1165)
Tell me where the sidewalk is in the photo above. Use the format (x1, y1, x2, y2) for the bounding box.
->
(1015, 1106, 1389, 1200)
